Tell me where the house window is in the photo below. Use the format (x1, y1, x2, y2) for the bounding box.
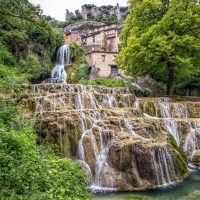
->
(105, 30, 115, 35)
(102, 55, 105, 61)
(111, 66, 118, 74)
(113, 55, 116, 61)
(93, 36, 95, 43)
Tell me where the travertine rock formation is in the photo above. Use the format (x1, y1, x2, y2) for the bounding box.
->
(19, 83, 200, 191)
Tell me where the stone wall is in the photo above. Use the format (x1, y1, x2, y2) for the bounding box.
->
(82, 23, 118, 52)
(85, 32, 105, 47)
(83, 44, 102, 52)
(107, 35, 118, 52)
(86, 51, 118, 77)
(65, 31, 82, 46)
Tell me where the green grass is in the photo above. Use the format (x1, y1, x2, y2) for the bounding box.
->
(79, 77, 133, 88)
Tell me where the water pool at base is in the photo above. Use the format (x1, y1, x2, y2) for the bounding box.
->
(92, 170, 200, 200)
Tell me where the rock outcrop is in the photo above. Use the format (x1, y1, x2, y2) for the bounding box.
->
(64, 21, 104, 36)
(192, 150, 200, 168)
(19, 83, 200, 191)
(65, 4, 129, 21)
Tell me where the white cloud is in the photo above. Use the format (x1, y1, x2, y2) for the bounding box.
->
(29, 0, 128, 21)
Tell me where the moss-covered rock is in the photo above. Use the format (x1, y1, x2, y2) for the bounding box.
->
(168, 133, 189, 179)
(192, 150, 200, 168)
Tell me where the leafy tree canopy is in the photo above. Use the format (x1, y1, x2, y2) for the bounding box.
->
(117, 0, 200, 95)
(0, 0, 65, 90)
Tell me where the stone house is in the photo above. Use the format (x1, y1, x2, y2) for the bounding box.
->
(65, 31, 82, 46)
(87, 51, 118, 77)
(64, 22, 120, 78)
(84, 23, 119, 52)
(83, 23, 119, 78)
(82, 32, 106, 52)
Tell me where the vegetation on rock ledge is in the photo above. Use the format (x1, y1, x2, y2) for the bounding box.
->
(79, 77, 133, 88)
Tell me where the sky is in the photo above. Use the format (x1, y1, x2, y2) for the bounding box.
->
(29, 0, 128, 21)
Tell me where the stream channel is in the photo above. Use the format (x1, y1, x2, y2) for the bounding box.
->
(92, 170, 200, 200)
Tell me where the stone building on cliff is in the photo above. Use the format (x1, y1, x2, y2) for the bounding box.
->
(65, 31, 82, 46)
(64, 22, 121, 78)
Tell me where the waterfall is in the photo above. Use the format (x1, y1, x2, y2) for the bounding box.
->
(28, 83, 193, 191)
(165, 119, 180, 147)
(134, 96, 139, 108)
(184, 122, 199, 161)
(46, 45, 70, 83)
(158, 98, 199, 159)
(158, 98, 180, 147)
(150, 147, 176, 185)
(148, 98, 199, 162)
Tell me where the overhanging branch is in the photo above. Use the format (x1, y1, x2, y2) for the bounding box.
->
(0, 11, 48, 35)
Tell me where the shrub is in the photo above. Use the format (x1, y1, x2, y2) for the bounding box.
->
(0, 99, 91, 199)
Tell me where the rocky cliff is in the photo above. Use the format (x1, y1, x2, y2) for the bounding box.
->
(65, 4, 129, 21)
(64, 21, 104, 36)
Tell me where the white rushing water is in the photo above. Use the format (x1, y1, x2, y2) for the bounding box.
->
(33, 81, 200, 192)
(150, 146, 176, 186)
(51, 45, 70, 83)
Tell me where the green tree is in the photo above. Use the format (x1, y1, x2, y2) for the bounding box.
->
(117, 0, 200, 95)
(19, 54, 41, 79)
(0, 0, 64, 85)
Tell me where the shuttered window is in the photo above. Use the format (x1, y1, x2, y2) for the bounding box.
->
(111, 66, 118, 74)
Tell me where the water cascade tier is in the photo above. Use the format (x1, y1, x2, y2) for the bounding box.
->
(20, 84, 200, 191)
(44, 45, 70, 83)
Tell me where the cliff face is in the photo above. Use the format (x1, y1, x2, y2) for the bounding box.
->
(64, 21, 104, 36)
(18, 83, 197, 192)
(65, 4, 129, 21)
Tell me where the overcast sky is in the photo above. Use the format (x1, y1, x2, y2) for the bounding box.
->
(29, 0, 129, 21)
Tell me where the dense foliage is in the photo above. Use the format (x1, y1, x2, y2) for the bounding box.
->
(0, 1, 90, 199)
(0, 0, 65, 92)
(67, 42, 90, 83)
(0, 98, 90, 199)
(116, 0, 200, 95)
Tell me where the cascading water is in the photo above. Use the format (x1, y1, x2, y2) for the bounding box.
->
(28, 83, 193, 192)
(184, 122, 199, 161)
(47, 44, 70, 83)
(143, 97, 199, 163)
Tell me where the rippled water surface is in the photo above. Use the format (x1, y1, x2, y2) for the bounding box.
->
(92, 170, 200, 200)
